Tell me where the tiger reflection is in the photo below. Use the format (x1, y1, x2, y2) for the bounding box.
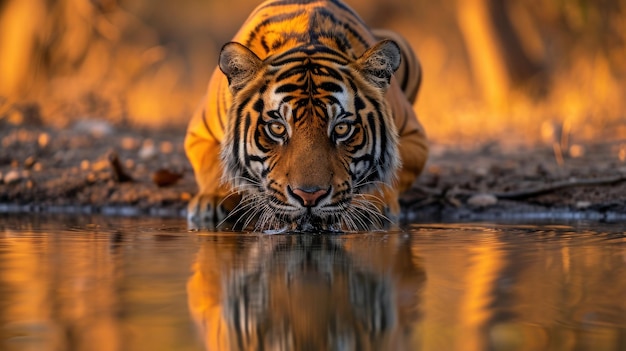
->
(187, 234, 425, 351)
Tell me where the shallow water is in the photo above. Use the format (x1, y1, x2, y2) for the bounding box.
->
(0, 215, 625, 351)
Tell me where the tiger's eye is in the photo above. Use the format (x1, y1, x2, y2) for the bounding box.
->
(333, 123, 351, 137)
(269, 122, 286, 137)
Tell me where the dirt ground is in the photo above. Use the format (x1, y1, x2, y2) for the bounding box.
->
(1, 115, 626, 224)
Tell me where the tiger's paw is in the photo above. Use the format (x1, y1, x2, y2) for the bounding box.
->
(187, 193, 241, 231)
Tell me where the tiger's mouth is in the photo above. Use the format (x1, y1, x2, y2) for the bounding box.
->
(255, 192, 386, 233)
(229, 178, 389, 232)
(293, 212, 341, 233)
(268, 204, 345, 233)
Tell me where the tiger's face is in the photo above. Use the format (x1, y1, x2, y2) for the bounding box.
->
(220, 41, 401, 232)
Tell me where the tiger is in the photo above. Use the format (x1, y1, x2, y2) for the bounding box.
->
(184, 0, 428, 232)
(186, 234, 426, 350)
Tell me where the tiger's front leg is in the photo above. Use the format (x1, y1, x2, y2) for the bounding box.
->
(185, 135, 241, 230)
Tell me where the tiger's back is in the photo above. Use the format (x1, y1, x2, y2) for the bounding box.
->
(185, 0, 428, 231)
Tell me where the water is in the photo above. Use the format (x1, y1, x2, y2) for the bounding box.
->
(1, 215, 625, 351)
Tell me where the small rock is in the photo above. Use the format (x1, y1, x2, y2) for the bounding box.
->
(80, 160, 91, 171)
(467, 193, 498, 207)
(160, 141, 174, 154)
(3, 170, 22, 185)
(72, 119, 115, 137)
(86, 173, 98, 184)
(576, 201, 592, 209)
(138, 140, 157, 160)
(24, 156, 37, 169)
(473, 167, 489, 177)
(120, 137, 139, 150)
(38, 133, 50, 148)
(569, 144, 585, 158)
(91, 159, 110, 172)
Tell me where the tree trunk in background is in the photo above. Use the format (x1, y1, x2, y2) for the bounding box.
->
(0, 0, 45, 101)
(457, 0, 543, 108)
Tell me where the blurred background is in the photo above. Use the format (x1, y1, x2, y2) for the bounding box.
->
(1, 0, 625, 147)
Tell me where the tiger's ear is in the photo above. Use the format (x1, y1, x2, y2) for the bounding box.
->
(355, 40, 401, 92)
(219, 42, 263, 93)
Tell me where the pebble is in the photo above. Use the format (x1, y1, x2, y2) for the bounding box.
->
(91, 159, 110, 172)
(473, 167, 489, 177)
(72, 119, 115, 137)
(576, 201, 592, 209)
(569, 144, 585, 158)
(3, 170, 22, 185)
(467, 193, 498, 207)
(24, 156, 37, 169)
(138, 140, 157, 160)
(160, 141, 174, 154)
(38, 133, 50, 148)
(86, 173, 98, 184)
(120, 137, 139, 150)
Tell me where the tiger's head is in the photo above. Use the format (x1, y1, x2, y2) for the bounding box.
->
(219, 41, 402, 232)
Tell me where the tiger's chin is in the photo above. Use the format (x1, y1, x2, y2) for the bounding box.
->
(259, 214, 346, 234)
(242, 195, 389, 234)
(249, 207, 341, 234)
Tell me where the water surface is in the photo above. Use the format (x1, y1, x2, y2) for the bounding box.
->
(1, 215, 625, 351)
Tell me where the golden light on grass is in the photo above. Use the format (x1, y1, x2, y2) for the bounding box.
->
(0, 0, 624, 148)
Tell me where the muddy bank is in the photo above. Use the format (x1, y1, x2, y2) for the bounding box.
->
(1, 120, 625, 223)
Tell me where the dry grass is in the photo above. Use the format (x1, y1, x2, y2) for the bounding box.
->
(0, 0, 624, 148)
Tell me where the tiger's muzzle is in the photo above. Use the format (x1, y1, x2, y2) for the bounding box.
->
(288, 185, 331, 207)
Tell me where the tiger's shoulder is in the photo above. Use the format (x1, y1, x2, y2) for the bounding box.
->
(232, 0, 377, 59)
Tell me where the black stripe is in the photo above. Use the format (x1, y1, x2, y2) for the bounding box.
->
(236, 96, 252, 120)
(354, 96, 365, 111)
(217, 78, 226, 131)
(254, 125, 271, 153)
(232, 97, 252, 169)
(243, 113, 252, 167)
(275, 83, 300, 93)
(399, 52, 409, 92)
(319, 81, 343, 93)
(271, 46, 349, 65)
(245, 10, 307, 47)
(253, 98, 264, 113)
(367, 108, 385, 165)
(248, 154, 269, 163)
(314, 8, 369, 49)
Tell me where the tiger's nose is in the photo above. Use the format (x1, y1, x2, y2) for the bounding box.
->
(289, 186, 330, 207)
